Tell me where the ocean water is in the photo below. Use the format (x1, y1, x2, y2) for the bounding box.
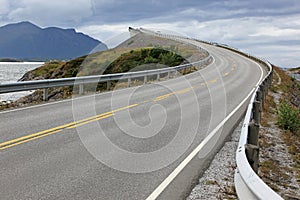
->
(0, 62, 44, 101)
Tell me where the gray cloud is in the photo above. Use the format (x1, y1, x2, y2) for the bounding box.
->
(1, 0, 93, 26)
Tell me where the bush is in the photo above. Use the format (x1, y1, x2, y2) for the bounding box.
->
(277, 100, 300, 133)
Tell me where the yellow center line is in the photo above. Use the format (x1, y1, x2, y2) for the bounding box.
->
(154, 95, 171, 102)
(0, 130, 62, 151)
(177, 87, 193, 93)
(153, 92, 175, 102)
(0, 104, 138, 150)
(66, 113, 113, 129)
(224, 72, 229, 76)
(210, 79, 218, 83)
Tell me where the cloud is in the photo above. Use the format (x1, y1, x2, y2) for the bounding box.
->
(79, 10, 300, 68)
(5, 0, 93, 26)
(0, 0, 10, 15)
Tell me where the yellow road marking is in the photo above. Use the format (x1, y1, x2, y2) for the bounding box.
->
(141, 100, 150, 104)
(154, 87, 194, 102)
(66, 113, 113, 129)
(0, 130, 62, 151)
(175, 88, 192, 94)
(153, 93, 175, 102)
(0, 127, 65, 148)
(0, 104, 138, 150)
(210, 79, 218, 83)
(110, 104, 138, 113)
(154, 95, 171, 102)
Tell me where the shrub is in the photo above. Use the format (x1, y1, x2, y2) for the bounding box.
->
(277, 100, 300, 133)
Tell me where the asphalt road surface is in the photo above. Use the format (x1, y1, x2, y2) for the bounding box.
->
(0, 39, 266, 200)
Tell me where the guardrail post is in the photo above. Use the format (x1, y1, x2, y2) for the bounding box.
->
(253, 101, 262, 123)
(175, 70, 179, 78)
(260, 84, 266, 105)
(144, 75, 147, 84)
(79, 84, 84, 95)
(248, 121, 259, 146)
(157, 73, 160, 81)
(245, 144, 259, 173)
(107, 80, 111, 90)
(167, 72, 171, 79)
(265, 80, 270, 94)
(128, 77, 131, 87)
(256, 90, 262, 102)
(43, 88, 48, 101)
(270, 71, 273, 82)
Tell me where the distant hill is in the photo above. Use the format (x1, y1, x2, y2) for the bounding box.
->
(0, 21, 107, 60)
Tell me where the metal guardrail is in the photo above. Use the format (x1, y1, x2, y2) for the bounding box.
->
(215, 45, 283, 199)
(0, 36, 212, 101)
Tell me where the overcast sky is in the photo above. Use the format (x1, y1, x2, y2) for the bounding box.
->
(0, 0, 299, 68)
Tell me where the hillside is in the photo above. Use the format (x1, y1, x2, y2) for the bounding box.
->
(13, 48, 188, 106)
(0, 21, 107, 60)
(0, 31, 209, 108)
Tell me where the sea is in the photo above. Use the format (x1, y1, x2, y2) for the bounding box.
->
(0, 62, 44, 101)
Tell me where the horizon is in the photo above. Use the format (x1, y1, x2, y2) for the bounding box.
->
(0, 0, 299, 68)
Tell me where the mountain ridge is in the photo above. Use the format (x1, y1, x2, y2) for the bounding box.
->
(0, 21, 107, 60)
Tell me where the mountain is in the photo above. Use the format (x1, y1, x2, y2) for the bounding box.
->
(0, 21, 107, 60)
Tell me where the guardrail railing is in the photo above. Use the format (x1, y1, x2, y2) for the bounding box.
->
(214, 45, 283, 199)
(0, 43, 211, 101)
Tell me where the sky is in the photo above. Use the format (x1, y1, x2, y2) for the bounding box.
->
(0, 0, 299, 68)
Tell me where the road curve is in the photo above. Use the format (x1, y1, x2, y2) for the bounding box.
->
(0, 39, 266, 200)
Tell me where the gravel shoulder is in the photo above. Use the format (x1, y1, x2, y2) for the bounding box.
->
(186, 120, 241, 200)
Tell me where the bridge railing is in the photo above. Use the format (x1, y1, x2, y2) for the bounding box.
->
(0, 54, 212, 101)
(214, 44, 283, 199)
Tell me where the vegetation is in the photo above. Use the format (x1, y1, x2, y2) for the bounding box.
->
(102, 48, 185, 74)
(11, 47, 188, 104)
(258, 66, 300, 197)
(28, 47, 186, 79)
(277, 100, 300, 133)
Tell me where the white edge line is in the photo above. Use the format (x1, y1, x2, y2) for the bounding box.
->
(145, 47, 264, 200)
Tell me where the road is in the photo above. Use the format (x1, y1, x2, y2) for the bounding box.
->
(0, 39, 266, 200)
